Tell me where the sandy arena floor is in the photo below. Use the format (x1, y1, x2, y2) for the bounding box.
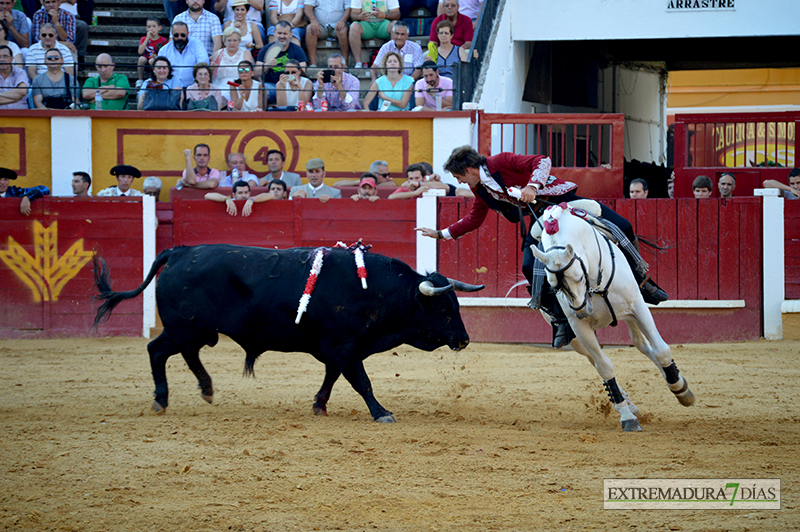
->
(1, 337, 798, 531)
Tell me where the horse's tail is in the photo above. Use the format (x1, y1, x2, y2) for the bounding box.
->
(91, 249, 173, 330)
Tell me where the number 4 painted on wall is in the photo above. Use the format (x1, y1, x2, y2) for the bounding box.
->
(253, 146, 272, 166)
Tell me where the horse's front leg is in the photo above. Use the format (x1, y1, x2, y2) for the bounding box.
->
(569, 319, 642, 432)
(570, 337, 639, 417)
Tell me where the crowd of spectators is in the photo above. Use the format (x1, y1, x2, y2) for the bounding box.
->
(0, 0, 483, 110)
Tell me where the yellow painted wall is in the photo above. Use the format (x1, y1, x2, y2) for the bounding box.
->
(90, 115, 434, 193)
(668, 68, 800, 109)
(0, 117, 52, 189)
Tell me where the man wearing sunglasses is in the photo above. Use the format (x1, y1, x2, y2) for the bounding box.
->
(25, 23, 74, 80)
(159, 21, 209, 87)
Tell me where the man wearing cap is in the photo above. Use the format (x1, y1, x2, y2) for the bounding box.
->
(289, 158, 342, 202)
(97, 165, 145, 197)
(718, 172, 735, 199)
(205, 179, 276, 216)
(350, 173, 380, 202)
(0, 167, 51, 216)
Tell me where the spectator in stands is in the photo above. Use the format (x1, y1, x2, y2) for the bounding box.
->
(348, 0, 400, 69)
(31, 0, 74, 51)
(163, 0, 188, 25)
(258, 149, 302, 188)
(268, 0, 307, 47)
(667, 170, 674, 198)
(173, 0, 223, 57)
(431, 19, 467, 79)
(184, 62, 227, 109)
(0, 19, 23, 66)
(206, 179, 276, 216)
(763, 168, 800, 200)
(229, 59, 261, 110)
(717, 172, 735, 199)
(82, 53, 129, 110)
(55, 0, 87, 63)
(136, 18, 168, 90)
(268, 178, 288, 199)
(311, 52, 359, 110)
(416, 162, 472, 196)
(256, 20, 307, 105)
(0, 44, 28, 110)
(399, 0, 437, 19)
(429, 0, 472, 50)
(31, 48, 76, 108)
(362, 51, 413, 111)
(26, 23, 73, 80)
(220, 152, 258, 187)
(71, 171, 90, 196)
(97, 165, 144, 197)
(216, 0, 266, 44)
(350, 174, 380, 201)
(143, 176, 163, 200)
(0, 0, 30, 48)
(629, 178, 648, 199)
(224, 0, 264, 53)
(137, 56, 183, 110)
(414, 60, 451, 110)
(274, 58, 311, 107)
(370, 20, 422, 82)
(159, 21, 209, 88)
(289, 157, 342, 201)
(304, 0, 350, 67)
(437, 0, 481, 25)
(0, 167, 51, 216)
(177, 144, 221, 189)
(389, 162, 434, 198)
(211, 26, 254, 88)
(692, 175, 713, 199)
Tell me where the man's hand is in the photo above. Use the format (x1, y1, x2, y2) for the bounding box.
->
(293, 189, 308, 198)
(225, 198, 237, 216)
(358, 10, 372, 21)
(19, 196, 31, 216)
(183, 148, 192, 158)
(331, 68, 343, 87)
(415, 227, 439, 239)
(242, 199, 254, 216)
(48, 7, 59, 22)
(319, 194, 332, 203)
(367, 195, 379, 202)
(335, 20, 346, 32)
(519, 185, 538, 203)
(308, 21, 320, 35)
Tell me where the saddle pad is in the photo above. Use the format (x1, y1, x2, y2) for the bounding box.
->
(530, 199, 604, 241)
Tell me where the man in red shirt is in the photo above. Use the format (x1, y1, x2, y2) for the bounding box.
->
(429, 0, 473, 48)
(417, 146, 667, 348)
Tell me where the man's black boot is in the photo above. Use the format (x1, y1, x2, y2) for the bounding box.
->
(639, 275, 668, 305)
(552, 318, 571, 349)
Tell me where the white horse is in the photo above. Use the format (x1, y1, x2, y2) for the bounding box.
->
(530, 202, 695, 432)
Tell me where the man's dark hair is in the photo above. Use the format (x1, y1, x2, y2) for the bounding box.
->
(267, 149, 285, 162)
(146, 17, 162, 26)
(172, 21, 188, 31)
(692, 175, 713, 190)
(421, 60, 438, 71)
(275, 20, 292, 30)
(268, 179, 287, 192)
(405, 163, 427, 177)
(630, 178, 648, 191)
(73, 171, 91, 186)
(232, 180, 250, 193)
(194, 143, 210, 154)
(419, 162, 434, 175)
(0, 44, 12, 57)
(444, 145, 485, 176)
(360, 172, 377, 181)
(788, 168, 800, 178)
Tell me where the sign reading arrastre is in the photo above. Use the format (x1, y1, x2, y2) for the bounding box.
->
(667, 0, 735, 11)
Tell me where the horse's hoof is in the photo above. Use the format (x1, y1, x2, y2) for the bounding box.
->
(152, 400, 167, 414)
(375, 414, 397, 423)
(312, 405, 328, 416)
(621, 419, 643, 432)
(675, 389, 695, 407)
(627, 402, 640, 417)
(201, 393, 213, 404)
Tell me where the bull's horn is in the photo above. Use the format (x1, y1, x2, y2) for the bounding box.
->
(446, 278, 485, 292)
(419, 280, 454, 296)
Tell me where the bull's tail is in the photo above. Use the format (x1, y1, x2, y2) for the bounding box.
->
(92, 249, 173, 330)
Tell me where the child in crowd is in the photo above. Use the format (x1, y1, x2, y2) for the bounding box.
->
(136, 18, 168, 89)
(692, 175, 713, 199)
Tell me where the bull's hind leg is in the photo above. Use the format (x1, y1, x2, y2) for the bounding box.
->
(629, 304, 695, 407)
(313, 364, 341, 416)
(147, 332, 181, 413)
(182, 347, 214, 404)
(570, 320, 642, 432)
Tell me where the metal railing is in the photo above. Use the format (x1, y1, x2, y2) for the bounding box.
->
(453, 0, 502, 110)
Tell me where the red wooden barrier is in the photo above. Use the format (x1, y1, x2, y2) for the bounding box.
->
(786, 200, 800, 299)
(0, 198, 145, 338)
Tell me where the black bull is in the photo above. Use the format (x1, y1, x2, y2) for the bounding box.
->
(92, 244, 484, 422)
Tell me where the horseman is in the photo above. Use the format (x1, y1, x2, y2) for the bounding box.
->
(416, 146, 667, 348)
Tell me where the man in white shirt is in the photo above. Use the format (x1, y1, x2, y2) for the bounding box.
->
(304, 0, 350, 67)
(219, 152, 259, 187)
(97, 165, 145, 197)
(26, 23, 74, 80)
(158, 21, 209, 87)
(370, 20, 423, 81)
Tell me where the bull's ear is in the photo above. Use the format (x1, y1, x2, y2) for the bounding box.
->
(419, 280, 454, 296)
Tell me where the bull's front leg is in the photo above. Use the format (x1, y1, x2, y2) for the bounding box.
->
(313, 364, 341, 416)
(339, 361, 396, 423)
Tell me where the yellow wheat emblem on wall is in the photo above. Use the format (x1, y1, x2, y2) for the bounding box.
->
(0, 221, 94, 302)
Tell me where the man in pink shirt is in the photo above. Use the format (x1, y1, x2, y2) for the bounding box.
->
(0, 45, 28, 109)
(414, 61, 452, 110)
(177, 144, 221, 189)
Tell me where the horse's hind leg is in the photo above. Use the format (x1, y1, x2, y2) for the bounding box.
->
(182, 346, 214, 404)
(629, 303, 695, 407)
(570, 321, 641, 432)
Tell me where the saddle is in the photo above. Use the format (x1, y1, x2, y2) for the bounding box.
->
(529, 199, 613, 242)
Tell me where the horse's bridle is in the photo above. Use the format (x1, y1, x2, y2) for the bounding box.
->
(542, 221, 619, 326)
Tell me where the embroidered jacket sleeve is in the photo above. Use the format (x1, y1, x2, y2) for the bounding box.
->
(486, 152, 577, 197)
(6, 185, 51, 201)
